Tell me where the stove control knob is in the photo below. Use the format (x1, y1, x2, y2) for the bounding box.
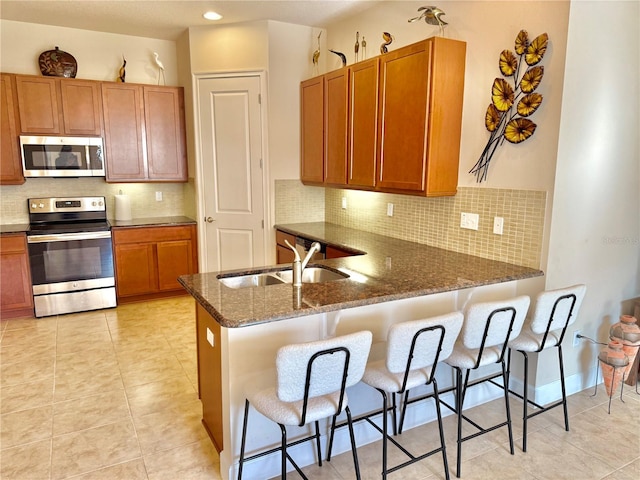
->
(31, 203, 37, 209)
(92, 201, 97, 207)
(98, 200, 104, 207)
(38, 203, 44, 208)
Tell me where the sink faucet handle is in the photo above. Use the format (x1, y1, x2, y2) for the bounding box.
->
(284, 239, 301, 262)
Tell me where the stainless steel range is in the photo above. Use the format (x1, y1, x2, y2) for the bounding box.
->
(27, 196, 117, 317)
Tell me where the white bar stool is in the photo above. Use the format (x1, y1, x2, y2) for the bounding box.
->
(444, 295, 530, 478)
(507, 284, 586, 452)
(357, 312, 464, 479)
(238, 330, 373, 479)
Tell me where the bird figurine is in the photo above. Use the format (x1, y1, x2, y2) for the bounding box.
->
(117, 55, 126, 83)
(153, 52, 165, 85)
(329, 49, 347, 67)
(354, 31, 360, 63)
(361, 36, 367, 60)
(408, 6, 448, 36)
(312, 31, 322, 74)
(380, 32, 394, 54)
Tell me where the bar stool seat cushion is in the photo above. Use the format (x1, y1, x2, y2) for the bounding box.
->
(248, 387, 348, 426)
(446, 345, 504, 369)
(508, 328, 562, 351)
(362, 312, 464, 392)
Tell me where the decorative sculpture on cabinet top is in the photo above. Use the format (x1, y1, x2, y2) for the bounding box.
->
(312, 31, 322, 74)
(354, 31, 360, 62)
(380, 32, 394, 54)
(153, 52, 165, 85)
(329, 49, 347, 67)
(117, 55, 126, 83)
(409, 6, 448, 36)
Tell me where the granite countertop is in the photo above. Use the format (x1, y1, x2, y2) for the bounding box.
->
(179, 222, 544, 329)
(110, 216, 196, 228)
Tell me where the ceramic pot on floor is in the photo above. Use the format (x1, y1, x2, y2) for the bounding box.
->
(609, 315, 640, 379)
(598, 341, 629, 396)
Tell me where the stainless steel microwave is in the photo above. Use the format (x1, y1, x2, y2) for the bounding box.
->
(20, 136, 105, 178)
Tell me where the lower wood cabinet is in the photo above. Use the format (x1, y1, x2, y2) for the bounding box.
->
(275, 229, 296, 264)
(0, 234, 34, 318)
(112, 224, 198, 302)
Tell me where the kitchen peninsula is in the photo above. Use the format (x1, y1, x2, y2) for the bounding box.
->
(178, 222, 543, 479)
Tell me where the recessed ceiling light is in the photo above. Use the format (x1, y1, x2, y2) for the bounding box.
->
(203, 11, 222, 21)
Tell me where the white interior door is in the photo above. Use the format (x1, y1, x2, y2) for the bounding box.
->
(196, 74, 266, 272)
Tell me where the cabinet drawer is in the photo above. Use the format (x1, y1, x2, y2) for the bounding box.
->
(275, 230, 296, 247)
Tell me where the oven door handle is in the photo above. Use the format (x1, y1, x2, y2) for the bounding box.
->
(27, 231, 112, 243)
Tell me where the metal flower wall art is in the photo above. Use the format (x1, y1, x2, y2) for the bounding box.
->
(470, 30, 549, 182)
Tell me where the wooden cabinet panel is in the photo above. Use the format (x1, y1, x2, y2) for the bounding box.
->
(324, 68, 348, 186)
(1, 74, 24, 185)
(113, 224, 198, 302)
(300, 75, 324, 184)
(157, 240, 194, 291)
(196, 303, 223, 452)
(0, 234, 34, 318)
(60, 80, 103, 135)
(276, 244, 296, 264)
(348, 58, 379, 188)
(102, 83, 146, 181)
(144, 86, 187, 181)
(377, 41, 431, 192)
(114, 243, 156, 296)
(326, 245, 354, 259)
(15, 76, 61, 134)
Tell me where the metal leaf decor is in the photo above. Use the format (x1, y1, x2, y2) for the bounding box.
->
(470, 30, 549, 182)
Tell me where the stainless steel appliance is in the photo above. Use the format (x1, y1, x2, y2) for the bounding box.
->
(27, 197, 116, 317)
(21, 136, 105, 177)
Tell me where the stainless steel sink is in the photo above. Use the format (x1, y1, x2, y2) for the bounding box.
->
(275, 267, 349, 284)
(218, 266, 349, 288)
(217, 273, 285, 289)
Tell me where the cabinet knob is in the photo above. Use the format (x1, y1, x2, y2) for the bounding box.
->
(205, 217, 215, 223)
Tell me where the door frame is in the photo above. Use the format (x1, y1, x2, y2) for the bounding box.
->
(192, 70, 271, 273)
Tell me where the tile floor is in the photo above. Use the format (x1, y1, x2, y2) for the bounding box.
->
(1, 297, 638, 479)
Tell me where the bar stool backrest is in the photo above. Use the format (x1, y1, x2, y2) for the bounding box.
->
(386, 312, 464, 375)
(462, 296, 530, 350)
(529, 284, 587, 336)
(276, 330, 373, 403)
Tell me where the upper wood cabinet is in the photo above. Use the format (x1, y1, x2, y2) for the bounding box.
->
(15, 74, 103, 136)
(377, 37, 466, 196)
(324, 67, 348, 186)
(102, 83, 187, 182)
(301, 36, 466, 197)
(300, 75, 324, 185)
(0, 74, 24, 185)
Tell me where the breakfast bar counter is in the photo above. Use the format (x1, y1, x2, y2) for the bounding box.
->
(178, 222, 543, 328)
(178, 222, 544, 480)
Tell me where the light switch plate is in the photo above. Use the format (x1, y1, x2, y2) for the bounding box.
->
(460, 212, 479, 230)
(155, 191, 163, 201)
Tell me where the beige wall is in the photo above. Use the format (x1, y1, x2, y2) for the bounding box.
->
(0, 19, 177, 84)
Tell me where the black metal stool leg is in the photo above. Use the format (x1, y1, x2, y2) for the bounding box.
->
(279, 424, 287, 479)
(455, 367, 463, 478)
(345, 406, 362, 480)
(238, 399, 250, 480)
(501, 359, 515, 455)
(314, 420, 322, 466)
(521, 350, 529, 452)
(558, 345, 569, 431)
(433, 378, 451, 480)
(327, 415, 337, 461)
(380, 390, 388, 479)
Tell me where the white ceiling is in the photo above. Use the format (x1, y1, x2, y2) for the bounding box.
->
(0, 0, 382, 41)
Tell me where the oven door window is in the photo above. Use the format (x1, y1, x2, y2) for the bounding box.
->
(28, 235, 114, 286)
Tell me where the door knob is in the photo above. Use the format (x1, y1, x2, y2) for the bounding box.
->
(205, 216, 215, 223)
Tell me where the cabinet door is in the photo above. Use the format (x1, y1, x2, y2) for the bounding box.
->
(276, 244, 296, 264)
(15, 76, 61, 134)
(114, 243, 156, 296)
(102, 83, 146, 181)
(60, 80, 103, 135)
(0, 74, 24, 185)
(0, 235, 34, 313)
(143, 86, 187, 181)
(300, 76, 324, 184)
(157, 239, 194, 291)
(377, 41, 432, 193)
(349, 58, 379, 188)
(324, 68, 348, 186)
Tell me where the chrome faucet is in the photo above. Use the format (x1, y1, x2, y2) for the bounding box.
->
(284, 239, 322, 287)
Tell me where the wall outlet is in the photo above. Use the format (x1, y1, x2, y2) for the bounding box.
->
(206, 327, 215, 347)
(387, 203, 394, 217)
(341, 197, 347, 209)
(155, 191, 163, 201)
(460, 212, 479, 230)
(493, 216, 504, 235)
(572, 330, 582, 347)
